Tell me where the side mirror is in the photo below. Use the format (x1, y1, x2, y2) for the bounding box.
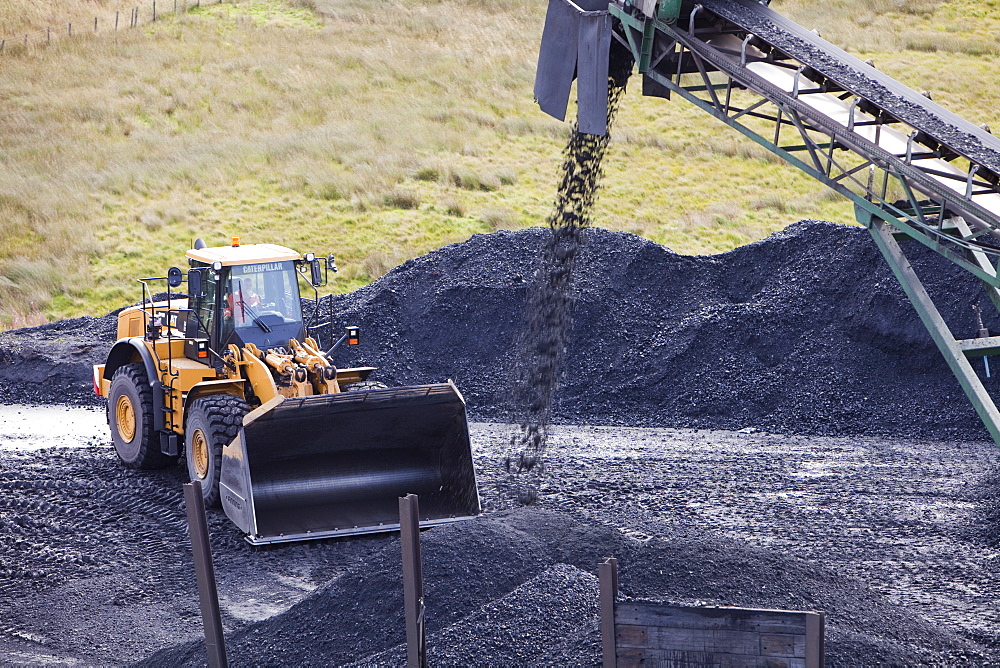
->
(188, 269, 203, 296)
(310, 259, 323, 287)
(167, 267, 183, 289)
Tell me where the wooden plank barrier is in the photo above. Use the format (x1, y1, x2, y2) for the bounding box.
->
(600, 557, 824, 667)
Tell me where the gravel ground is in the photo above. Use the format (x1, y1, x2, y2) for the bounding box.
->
(0, 421, 996, 665)
(2, 221, 1000, 665)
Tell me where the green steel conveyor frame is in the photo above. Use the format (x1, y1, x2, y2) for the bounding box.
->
(538, 0, 1000, 444)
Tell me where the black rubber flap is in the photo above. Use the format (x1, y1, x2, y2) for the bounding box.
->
(534, 0, 612, 136)
(241, 385, 479, 539)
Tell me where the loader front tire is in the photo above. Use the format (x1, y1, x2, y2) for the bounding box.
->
(108, 363, 171, 470)
(185, 394, 248, 508)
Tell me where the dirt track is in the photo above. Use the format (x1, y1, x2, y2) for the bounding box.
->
(0, 410, 997, 665)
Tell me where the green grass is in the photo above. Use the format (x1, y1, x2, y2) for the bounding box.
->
(1, 0, 999, 328)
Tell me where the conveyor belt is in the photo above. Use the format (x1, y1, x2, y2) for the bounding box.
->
(534, 0, 1000, 445)
(593, 0, 1000, 256)
(702, 0, 1000, 176)
(652, 14, 1000, 248)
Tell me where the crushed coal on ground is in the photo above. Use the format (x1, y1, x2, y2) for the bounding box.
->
(139, 505, 990, 667)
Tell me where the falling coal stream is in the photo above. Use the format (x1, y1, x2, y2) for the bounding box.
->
(505, 54, 633, 504)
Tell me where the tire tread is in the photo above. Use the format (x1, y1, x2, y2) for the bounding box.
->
(109, 363, 171, 470)
(186, 394, 248, 507)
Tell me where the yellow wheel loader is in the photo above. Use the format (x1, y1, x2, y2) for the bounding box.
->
(94, 238, 480, 545)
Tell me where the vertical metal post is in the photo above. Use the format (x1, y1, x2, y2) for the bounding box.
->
(68, 22, 72, 37)
(47, 27, 50, 44)
(599, 557, 618, 668)
(399, 494, 426, 668)
(153, 0, 157, 21)
(184, 481, 228, 668)
(116, 11, 119, 30)
(94, 16, 98, 33)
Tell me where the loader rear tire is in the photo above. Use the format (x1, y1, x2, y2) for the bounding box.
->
(108, 363, 172, 470)
(346, 380, 389, 392)
(185, 394, 248, 508)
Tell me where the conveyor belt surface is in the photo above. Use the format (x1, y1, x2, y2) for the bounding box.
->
(701, 0, 1000, 176)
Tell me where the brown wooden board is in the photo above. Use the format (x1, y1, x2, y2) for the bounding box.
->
(611, 601, 824, 668)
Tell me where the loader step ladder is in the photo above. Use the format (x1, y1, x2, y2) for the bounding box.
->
(552, 0, 1000, 444)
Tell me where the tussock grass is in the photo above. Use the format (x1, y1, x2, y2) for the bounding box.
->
(0, 0, 999, 327)
(481, 207, 518, 231)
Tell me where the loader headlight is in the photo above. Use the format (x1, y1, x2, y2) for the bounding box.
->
(304, 252, 315, 262)
(212, 261, 223, 272)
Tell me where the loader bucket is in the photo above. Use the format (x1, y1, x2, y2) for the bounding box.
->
(219, 382, 480, 545)
(534, 0, 613, 135)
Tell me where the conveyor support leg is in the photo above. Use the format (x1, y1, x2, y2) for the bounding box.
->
(866, 213, 1000, 444)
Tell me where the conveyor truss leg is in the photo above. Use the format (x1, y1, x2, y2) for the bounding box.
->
(864, 212, 1000, 444)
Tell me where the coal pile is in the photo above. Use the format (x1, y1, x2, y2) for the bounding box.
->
(6, 222, 1000, 441)
(346, 564, 603, 667)
(310, 220, 1000, 442)
(0, 315, 117, 406)
(0, 293, 177, 407)
(137, 507, 986, 666)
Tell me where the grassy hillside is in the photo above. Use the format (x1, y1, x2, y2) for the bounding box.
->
(0, 0, 998, 328)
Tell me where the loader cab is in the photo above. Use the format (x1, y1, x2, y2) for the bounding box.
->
(220, 261, 305, 349)
(185, 243, 307, 368)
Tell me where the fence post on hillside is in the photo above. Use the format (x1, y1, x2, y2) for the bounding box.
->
(115, 11, 119, 30)
(68, 22, 72, 37)
(153, 1, 157, 21)
(94, 17, 98, 33)
(47, 27, 50, 44)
